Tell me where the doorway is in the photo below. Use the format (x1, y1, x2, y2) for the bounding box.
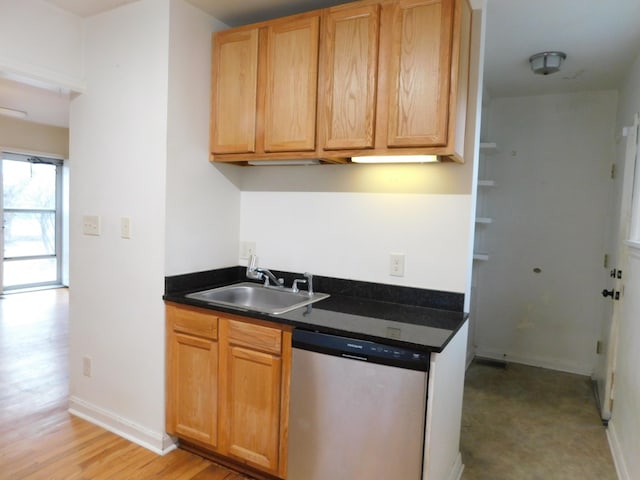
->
(471, 91, 617, 375)
(1, 152, 63, 292)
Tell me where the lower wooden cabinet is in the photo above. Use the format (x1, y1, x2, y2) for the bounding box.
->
(166, 304, 219, 448)
(172, 332, 219, 446)
(165, 303, 292, 479)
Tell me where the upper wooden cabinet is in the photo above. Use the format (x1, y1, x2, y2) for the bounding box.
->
(210, 0, 472, 164)
(210, 28, 259, 154)
(320, 0, 471, 159)
(263, 15, 320, 153)
(320, 4, 380, 150)
(210, 12, 321, 160)
(386, 0, 454, 148)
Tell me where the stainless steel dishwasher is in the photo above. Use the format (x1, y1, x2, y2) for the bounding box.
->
(287, 329, 430, 480)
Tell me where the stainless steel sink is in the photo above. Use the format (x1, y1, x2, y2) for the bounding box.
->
(186, 282, 329, 315)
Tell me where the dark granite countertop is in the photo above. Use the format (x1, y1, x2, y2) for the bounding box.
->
(164, 266, 468, 353)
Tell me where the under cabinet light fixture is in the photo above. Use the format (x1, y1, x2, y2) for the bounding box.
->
(351, 155, 438, 164)
(247, 159, 320, 166)
(0, 106, 27, 119)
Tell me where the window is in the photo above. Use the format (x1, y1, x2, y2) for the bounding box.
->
(1, 152, 63, 290)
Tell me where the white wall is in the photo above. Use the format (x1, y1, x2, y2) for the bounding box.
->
(607, 51, 640, 480)
(240, 191, 472, 293)
(68, 0, 171, 452)
(424, 321, 468, 480)
(0, 0, 84, 91)
(0, 116, 69, 157)
(164, 0, 240, 276)
(474, 91, 618, 375)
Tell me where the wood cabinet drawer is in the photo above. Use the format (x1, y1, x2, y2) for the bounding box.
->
(168, 305, 218, 340)
(226, 319, 282, 354)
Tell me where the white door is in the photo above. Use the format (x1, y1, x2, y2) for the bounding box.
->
(594, 112, 639, 420)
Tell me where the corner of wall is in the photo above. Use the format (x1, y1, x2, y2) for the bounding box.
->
(69, 396, 177, 455)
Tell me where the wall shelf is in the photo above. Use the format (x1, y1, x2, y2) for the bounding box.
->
(474, 142, 497, 263)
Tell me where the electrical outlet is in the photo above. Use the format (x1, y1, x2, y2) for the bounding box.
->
(82, 215, 101, 236)
(387, 327, 402, 339)
(390, 253, 405, 277)
(82, 356, 92, 377)
(240, 241, 256, 259)
(121, 217, 131, 239)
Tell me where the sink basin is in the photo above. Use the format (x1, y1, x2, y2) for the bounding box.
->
(186, 282, 329, 315)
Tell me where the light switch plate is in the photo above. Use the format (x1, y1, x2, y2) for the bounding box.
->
(82, 215, 101, 236)
(121, 217, 131, 239)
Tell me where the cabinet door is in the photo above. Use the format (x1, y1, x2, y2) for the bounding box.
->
(220, 344, 282, 472)
(321, 4, 380, 150)
(169, 332, 218, 447)
(263, 14, 320, 152)
(211, 28, 259, 154)
(386, 0, 454, 147)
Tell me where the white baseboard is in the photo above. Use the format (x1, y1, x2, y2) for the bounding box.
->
(473, 348, 591, 376)
(68, 396, 177, 455)
(607, 420, 630, 480)
(446, 453, 464, 480)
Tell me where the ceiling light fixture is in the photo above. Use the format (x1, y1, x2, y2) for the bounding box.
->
(529, 51, 567, 75)
(0, 106, 28, 119)
(351, 155, 438, 164)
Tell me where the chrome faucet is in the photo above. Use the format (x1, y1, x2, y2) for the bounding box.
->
(247, 255, 314, 295)
(246, 255, 284, 288)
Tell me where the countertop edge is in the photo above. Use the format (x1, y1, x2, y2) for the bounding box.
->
(163, 292, 468, 354)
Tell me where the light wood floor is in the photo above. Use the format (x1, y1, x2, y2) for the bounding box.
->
(0, 288, 251, 480)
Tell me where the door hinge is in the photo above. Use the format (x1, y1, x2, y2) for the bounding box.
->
(596, 340, 603, 354)
(604, 254, 609, 268)
(611, 164, 616, 179)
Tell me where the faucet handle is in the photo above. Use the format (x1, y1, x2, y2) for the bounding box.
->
(246, 255, 262, 280)
(303, 272, 314, 295)
(291, 278, 307, 293)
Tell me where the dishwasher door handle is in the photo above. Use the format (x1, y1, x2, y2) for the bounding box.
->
(342, 353, 367, 361)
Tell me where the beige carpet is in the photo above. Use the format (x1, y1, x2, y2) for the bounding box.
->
(460, 361, 617, 479)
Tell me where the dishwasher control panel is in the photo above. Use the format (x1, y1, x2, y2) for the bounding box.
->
(293, 329, 430, 371)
